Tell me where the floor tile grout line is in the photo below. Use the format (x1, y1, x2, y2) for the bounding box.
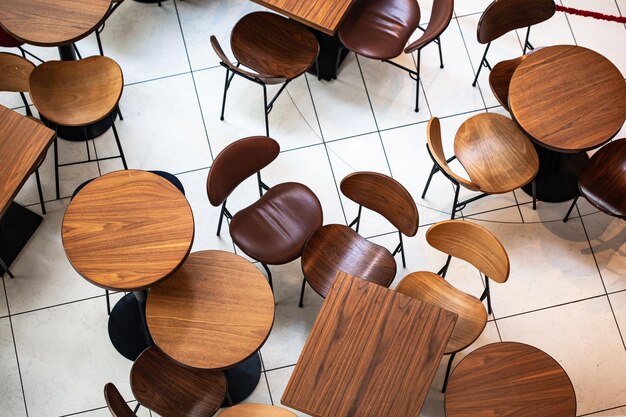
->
(263, 363, 296, 373)
(578, 404, 626, 416)
(172, 0, 215, 161)
(576, 205, 626, 348)
(496, 293, 609, 322)
(7, 293, 108, 318)
(1, 277, 29, 417)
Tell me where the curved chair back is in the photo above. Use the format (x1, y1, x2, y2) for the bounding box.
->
(104, 383, 136, 417)
(426, 220, 510, 283)
(340, 172, 419, 236)
(396, 271, 487, 354)
(207, 136, 280, 206)
(0, 52, 35, 93)
(426, 117, 480, 191)
(477, 0, 556, 44)
(405, 0, 454, 52)
(489, 54, 529, 110)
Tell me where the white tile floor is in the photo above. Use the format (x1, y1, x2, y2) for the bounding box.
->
(1, 0, 625, 416)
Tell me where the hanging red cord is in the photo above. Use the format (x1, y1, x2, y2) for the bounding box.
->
(555, 4, 626, 23)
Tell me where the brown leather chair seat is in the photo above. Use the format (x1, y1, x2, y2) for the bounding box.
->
(338, 0, 420, 60)
(230, 182, 323, 265)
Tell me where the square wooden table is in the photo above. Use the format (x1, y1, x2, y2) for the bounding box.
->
(282, 272, 458, 417)
(0, 105, 55, 274)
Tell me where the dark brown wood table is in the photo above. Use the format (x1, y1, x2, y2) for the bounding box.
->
(147, 250, 275, 405)
(0, 105, 55, 277)
(445, 341, 577, 417)
(62, 169, 194, 361)
(249, 0, 358, 79)
(509, 45, 626, 202)
(282, 271, 458, 417)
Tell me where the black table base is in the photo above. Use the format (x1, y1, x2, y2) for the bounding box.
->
(307, 29, 350, 81)
(223, 352, 263, 406)
(521, 144, 588, 203)
(108, 292, 153, 361)
(0, 203, 43, 276)
(40, 112, 117, 142)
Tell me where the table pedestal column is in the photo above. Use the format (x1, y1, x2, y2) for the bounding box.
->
(223, 352, 263, 406)
(0, 203, 42, 276)
(306, 29, 350, 81)
(108, 290, 153, 361)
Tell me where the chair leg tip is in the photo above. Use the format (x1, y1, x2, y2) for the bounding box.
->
(220, 117, 224, 121)
(298, 302, 303, 308)
(472, 82, 477, 87)
(440, 65, 444, 69)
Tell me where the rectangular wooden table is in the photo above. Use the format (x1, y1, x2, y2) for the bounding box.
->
(282, 272, 458, 417)
(0, 105, 55, 274)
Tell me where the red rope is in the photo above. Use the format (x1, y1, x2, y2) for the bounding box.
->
(555, 4, 626, 23)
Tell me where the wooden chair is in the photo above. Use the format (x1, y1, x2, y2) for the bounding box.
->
(564, 138, 626, 222)
(299, 172, 418, 306)
(219, 404, 297, 416)
(211, 11, 319, 136)
(28, 56, 127, 199)
(0, 52, 48, 215)
(104, 383, 138, 417)
(426, 220, 509, 315)
(421, 115, 539, 218)
(207, 136, 323, 290)
(338, 0, 454, 111)
(472, 0, 555, 86)
(396, 271, 487, 393)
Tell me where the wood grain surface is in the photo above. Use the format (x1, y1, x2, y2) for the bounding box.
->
(0, 0, 111, 46)
(62, 170, 194, 291)
(489, 54, 531, 111)
(455, 113, 538, 194)
(477, 0, 555, 44)
(146, 250, 275, 370)
(29, 56, 123, 126)
(248, 0, 358, 35)
(219, 404, 297, 417)
(301, 224, 397, 298)
(509, 45, 626, 152)
(0, 105, 55, 217)
(282, 272, 457, 417)
(445, 341, 577, 417)
(0, 52, 34, 93)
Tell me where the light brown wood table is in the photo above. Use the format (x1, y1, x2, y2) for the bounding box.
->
(282, 271, 458, 417)
(509, 45, 626, 202)
(0, 105, 55, 277)
(445, 341, 577, 417)
(147, 250, 275, 405)
(62, 169, 194, 361)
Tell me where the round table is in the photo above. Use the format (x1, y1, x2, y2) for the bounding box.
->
(445, 342, 577, 417)
(146, 250, 275, 405)
(62, 169, 194, 361)
(509, 45, 626, 202)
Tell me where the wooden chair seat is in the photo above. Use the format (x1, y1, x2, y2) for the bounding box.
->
(301, 224, 397, 298)
(130, 346, 227, 417)
(231, 11, 319, 82)
(338, 0, 420, 60)
(0, 52, 34, 93)
(579, 138, 626, 218)
(219, 403, 297, 416)
(29, 56, 123, 126)
(455, 113, 539, 194)
(230, 182, 323, 265)
(396, 271, 487, 354)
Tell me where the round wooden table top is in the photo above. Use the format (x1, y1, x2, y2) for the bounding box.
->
(146, 250, 275, 370)
(509, 45, 626, 153)
(445, 342, 577, 417)
(0, 0, 112, 46)
(62, 170, 194, 292)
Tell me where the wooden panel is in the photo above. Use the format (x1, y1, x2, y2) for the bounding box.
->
(0, 105, 55, 217)
(509, 45, 626, 153)
(219, 404, 297, 417)
(248, 0, 358, 35)
(62, 170, 194, 291)
(0, 0, 111, 46)
(146, 250, 275, 370)
(445, 342, 577, 417)
(282, 272, 457, 417)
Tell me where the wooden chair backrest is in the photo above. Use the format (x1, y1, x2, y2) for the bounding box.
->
(477, 0, 556, 44)
(104, 383, 136, 417)
(426, 220, 510, 283)
(340, 172, 419, 236)
(0, 52, 35, 93)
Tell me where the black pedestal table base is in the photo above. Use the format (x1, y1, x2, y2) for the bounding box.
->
(522, 144, 588, 203)
(0, 203, 43, 276)
(222, 352, 263, 406)
(40, 112, 118, 142)
(307, 29, 350, 81)
(108, 292, 153, 361)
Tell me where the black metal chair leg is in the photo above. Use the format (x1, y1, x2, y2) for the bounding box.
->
(451, 184, 460, 219)
(220, 68, 229, 121)
(299, 277, 306, 308)
(106, 289, 111, 315)
(216, 201, 227, 236)
(0, 256, 14, 279)
(523, 26, 532, 54)
(96, 30, 104, 56)
(73, 44, 82, 59)
(422, 163, 438, 198)
(532, 180, 537, 210)
(442, 352, 457, 393)
(117, 106, 124, 121)
(109, 115, 128, 169)
(260, 263, 273, 290)
(480, 277, 492, 315)
(437, 255, 452, 277)
(35, 169, 46, 215)
(563, 195, 579, 223)
(415, 49, 421, 112)
(133, 403, 140, 413)
(398, 232, 406, 268)
(472, 42, 491, 87)
(437, 36, 444, 68)
(262, 84, 269, 137)
(53, 134, 60, 200)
